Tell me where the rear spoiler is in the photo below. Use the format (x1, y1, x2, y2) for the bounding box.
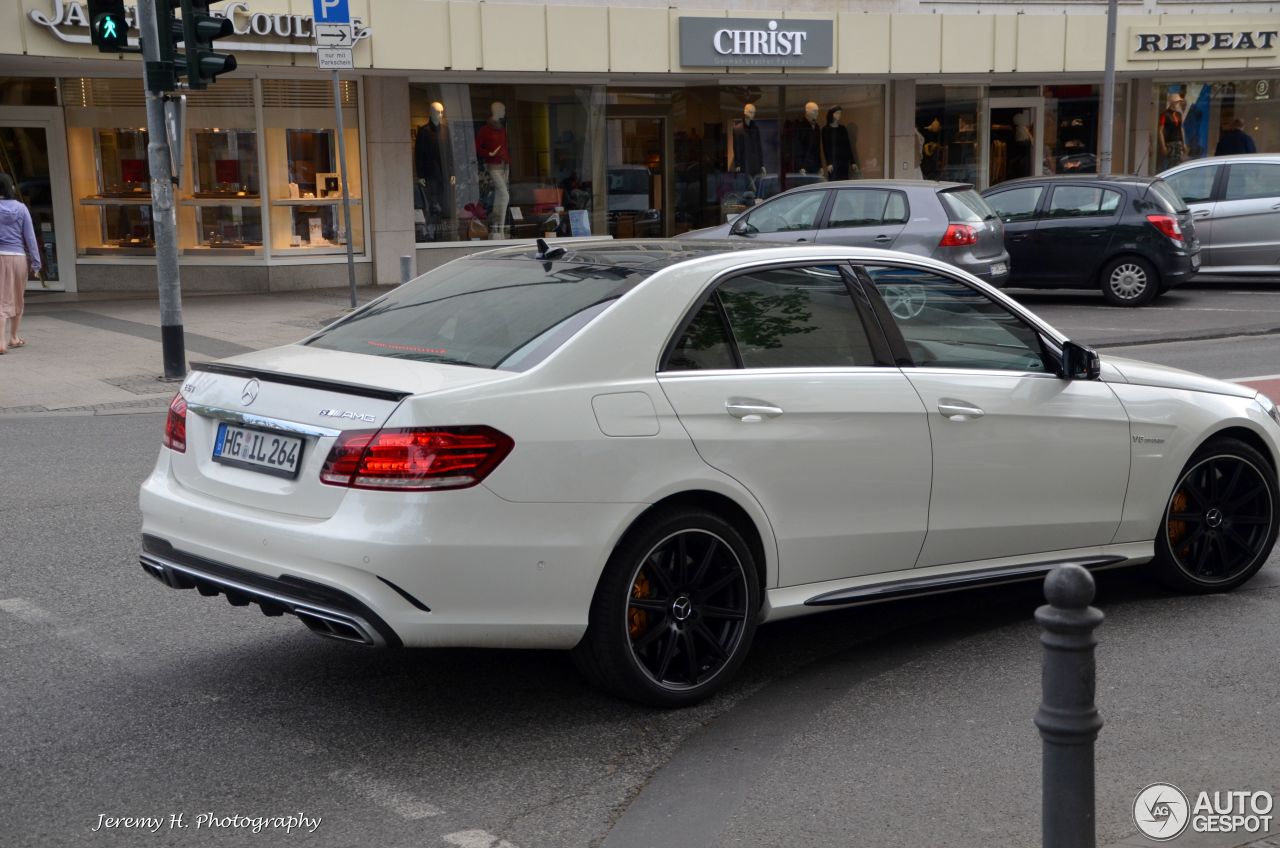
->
(189, 361, 412, 402)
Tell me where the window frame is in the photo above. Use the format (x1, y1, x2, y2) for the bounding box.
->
(822, 188, 911, 230)
(657, 260, 894, 373)
(851, 261, 1064, 377)
(1044, 183, 1124, 220)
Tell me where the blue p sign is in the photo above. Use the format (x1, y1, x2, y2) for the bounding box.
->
(312, 0, 350, 24)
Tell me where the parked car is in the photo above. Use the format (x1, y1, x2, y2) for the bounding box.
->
(1158, 154, 1280, 275)
(679, 180, 1011, 286)
(140, 241, 1280, 707)
(982, 174, 1200, 307)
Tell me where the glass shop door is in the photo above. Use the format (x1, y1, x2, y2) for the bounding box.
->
(0, 107, 76, 291)
(986, 97, 1045, 189)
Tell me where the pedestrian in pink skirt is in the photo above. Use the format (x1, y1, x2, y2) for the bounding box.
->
(0, 173, 42, 354)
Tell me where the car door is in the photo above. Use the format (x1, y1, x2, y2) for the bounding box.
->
(1033, 184, 1123, 283)
(858, 263, 1131, 568)
(730, 188, 829, 244)
(813, 188, 908, 248)
(1162, 162, 1221, 261)
(1211, 162, 1280, 270)
(982, 184, 1046, 281)
(657, 263, 932, 587)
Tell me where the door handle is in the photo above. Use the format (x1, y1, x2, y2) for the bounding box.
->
(1193, 209, 1212, 219)
(795, 237, 808, 242)
(1272, 203, 1280, 211)
(726, 399, 784, 422)
(937, 399, 984, 421)
(873, 235, 893, 244)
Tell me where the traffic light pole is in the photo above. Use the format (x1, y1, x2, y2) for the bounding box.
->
(137, 0, 187, 380)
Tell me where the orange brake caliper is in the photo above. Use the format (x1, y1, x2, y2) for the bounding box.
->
(1168, 490, 1189, 555)
(629, 572, 652, 640)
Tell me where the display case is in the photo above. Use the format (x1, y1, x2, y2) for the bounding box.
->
(181, 128, 263, 254)
(266, 127, 363, 254)
(78, 128, 155, 254)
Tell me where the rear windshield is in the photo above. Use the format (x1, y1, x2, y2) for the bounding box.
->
(305, 259, 644, 370)
(939, 189, 996, 223)
(1147, 180, 1189, 214)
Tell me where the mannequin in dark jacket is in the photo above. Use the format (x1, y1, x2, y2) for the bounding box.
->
(732, 103, 765, 187)
(415, 101, 447, 213)
(822, 106, 859, 181)
(792, 101, 823, 176)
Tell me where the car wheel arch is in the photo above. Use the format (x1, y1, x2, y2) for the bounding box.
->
(1201, 424, 1278, 475)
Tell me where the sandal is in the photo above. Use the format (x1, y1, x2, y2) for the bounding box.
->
(9, 338, 24, 348)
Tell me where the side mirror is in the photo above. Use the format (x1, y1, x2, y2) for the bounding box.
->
(1061, 340, 1100, 381)
(730, 217, 751, 236)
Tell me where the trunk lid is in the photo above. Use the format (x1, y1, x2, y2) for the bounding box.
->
(171, 345, 513, 519)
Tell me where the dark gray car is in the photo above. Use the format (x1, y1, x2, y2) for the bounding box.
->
(678, 179, 1011, 286)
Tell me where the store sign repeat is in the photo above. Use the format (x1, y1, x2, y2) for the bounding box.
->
(1129, 26, 1278, 60)
(30, 0, 371, 54)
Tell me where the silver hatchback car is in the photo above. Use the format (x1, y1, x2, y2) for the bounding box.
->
(1158, 154, 1280, 275)
(678, 180, 1011, 286)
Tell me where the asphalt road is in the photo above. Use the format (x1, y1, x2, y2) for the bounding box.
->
(3, 324, 1280, 848)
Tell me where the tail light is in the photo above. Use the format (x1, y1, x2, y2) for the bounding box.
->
(939, 223, 978, 247)
(1146, 214, 1184, 242)
(163, 392, 187, 453)
(320, 426, 514, 491)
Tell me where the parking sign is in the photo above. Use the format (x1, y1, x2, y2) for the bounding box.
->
(312, 0, 350, 25)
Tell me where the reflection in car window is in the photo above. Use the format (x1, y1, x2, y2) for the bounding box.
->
(744, 190, 825, 233)
(664, 299, 736, 371)
(985, 186, 1044, 222)
(717, 266, 874, 368)
(863, 266, 1049, 373)
(1224, 163, 1280, 201)
(827, 189, 908, 228)
(1164, 166, 1219, 204)
(1047, 186, 1122, 218)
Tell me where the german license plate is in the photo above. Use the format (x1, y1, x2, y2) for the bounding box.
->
(990, 262, 1008, 276)
(212, 423, 304, 479)
(1191, 252, 1202, 269)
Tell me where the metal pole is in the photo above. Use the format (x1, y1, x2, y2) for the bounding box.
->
(399, 255, 412, 284)
(137, 0, 186, 379)
(1035, 564, 1105, 848)
(1098, 0, 1119, 176)
(332, 69, 358, 308)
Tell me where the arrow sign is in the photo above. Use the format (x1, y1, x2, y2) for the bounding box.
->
(314, 23, 354, 47)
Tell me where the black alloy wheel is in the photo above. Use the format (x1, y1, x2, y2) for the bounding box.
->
(1152, 438, 1279, 593)
(573, 508, 759, 707)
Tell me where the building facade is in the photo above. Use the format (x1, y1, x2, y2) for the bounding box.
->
(1, 0, 1276, 293)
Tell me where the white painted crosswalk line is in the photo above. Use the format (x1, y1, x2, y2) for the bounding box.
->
(0, 597, 55, 624)
(327, 769, 444, 819)
(443, 830, 520, 848)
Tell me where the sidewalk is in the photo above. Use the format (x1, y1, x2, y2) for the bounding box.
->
(0, 286, 380, 416)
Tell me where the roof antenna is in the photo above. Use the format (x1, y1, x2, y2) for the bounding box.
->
(535, 237, 567, 260)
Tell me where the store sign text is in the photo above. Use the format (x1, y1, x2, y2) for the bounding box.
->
(679, 17, 833, 68)
(1130, 27, 1277, 59)
(30, 0, 370, 54)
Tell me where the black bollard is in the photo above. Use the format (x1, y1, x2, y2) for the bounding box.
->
(1034, 564, 1105, 848)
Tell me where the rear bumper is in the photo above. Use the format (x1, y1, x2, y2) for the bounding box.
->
(1155, 246, 1200, 289)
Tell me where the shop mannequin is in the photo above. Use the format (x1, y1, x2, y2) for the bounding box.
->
(416, 101, 447, 219)
(822, 106, 858, 181)
(1158, 94, 1187, 170)
(475, 101, 510, 239)
(732, 103, 765, 190)
(792, 101, 823, 177)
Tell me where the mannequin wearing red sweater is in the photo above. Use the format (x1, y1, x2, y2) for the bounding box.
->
(475, 102, 510, 239)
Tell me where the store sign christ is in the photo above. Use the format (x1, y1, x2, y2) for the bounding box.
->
(1129, 26, 1278, 60)
(30, 0, 370, 54)
(679, 17, 834, 68)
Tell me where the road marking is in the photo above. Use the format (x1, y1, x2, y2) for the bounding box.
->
(1231, 373, 1280, 382)
(0, 597, 54, 624)
(443, 830, 521, 848)
(327, 769, 444, 819)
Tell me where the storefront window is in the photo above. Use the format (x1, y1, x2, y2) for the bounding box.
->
(187, 128, 261, 253)
(1152, 80, 1278, 173)
(410, 82, 603, 243)
(1043, 84, 1128, 176)
(917, 86, 981, 186)
(90, 127, 154, 253)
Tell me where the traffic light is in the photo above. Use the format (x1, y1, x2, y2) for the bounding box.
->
(87, 0, 130, 52)
(180, 0, 237, 90)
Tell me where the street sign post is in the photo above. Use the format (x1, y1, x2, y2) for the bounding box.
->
(314, 0, 358, 307)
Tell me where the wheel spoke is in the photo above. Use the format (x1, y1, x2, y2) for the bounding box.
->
(1223, 461, 1245, 500)
(1226, 484, 1266, 510)
(1232, 515, 1271, 525)
(1206, 460, 1221, 502)
(633, 619, 669, 652)
(654, 626, 680, 681)
(1169, 512, 1203, 522)
(697, 570, 741, 599)
(675, 534, 689, 586)
(645, 554, 675, 595)
(1194, 533, 1214, 574)
(692, 620, 730, 661)
(681, 628, 700, 685)
(1224, 526, 1257, 558)
(700, 605, 746, 621)
(689, 538, 718, 589)
(628, 597, 669, 613)
(1180, 485, 1208, 511)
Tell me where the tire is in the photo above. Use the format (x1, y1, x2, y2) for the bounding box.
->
(1100, 256, 1159, 307)
(572, 507, 760, 707)
(1149, 437, 1280, 593)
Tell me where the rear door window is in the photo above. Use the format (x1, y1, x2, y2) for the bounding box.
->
(984, 186, 1044, 223)
(1047, 186, 1122, 218)
(826, 189, 909, 227)
(1164, 165, 1219, 204)
(305, 259, 643, 370)
(939, 189, 994, 223)
(1224, 163, 1280, 201)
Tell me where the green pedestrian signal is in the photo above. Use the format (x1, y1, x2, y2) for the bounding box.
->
(87, 0, 131, 52)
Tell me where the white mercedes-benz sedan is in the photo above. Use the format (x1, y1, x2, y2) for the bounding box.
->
(140, 240, 1280, 706)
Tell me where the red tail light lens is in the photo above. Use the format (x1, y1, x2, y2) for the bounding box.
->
(163, 392, 187, 453)
(320, 426, 514, 491)
(1146, 214, 1184, 242)
(939, 223, 978, 247)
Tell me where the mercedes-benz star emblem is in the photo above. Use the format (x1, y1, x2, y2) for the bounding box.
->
(671, 596, 693, 622)
(240, 379, 260, 407)
(1205, 508, 1224, 529)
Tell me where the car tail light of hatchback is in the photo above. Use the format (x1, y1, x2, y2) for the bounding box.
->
(1146, 214, 1184, 242)
(939, 224, 978, 247)
(163, 392, 187, 453)
(320, 426, 514, 491)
